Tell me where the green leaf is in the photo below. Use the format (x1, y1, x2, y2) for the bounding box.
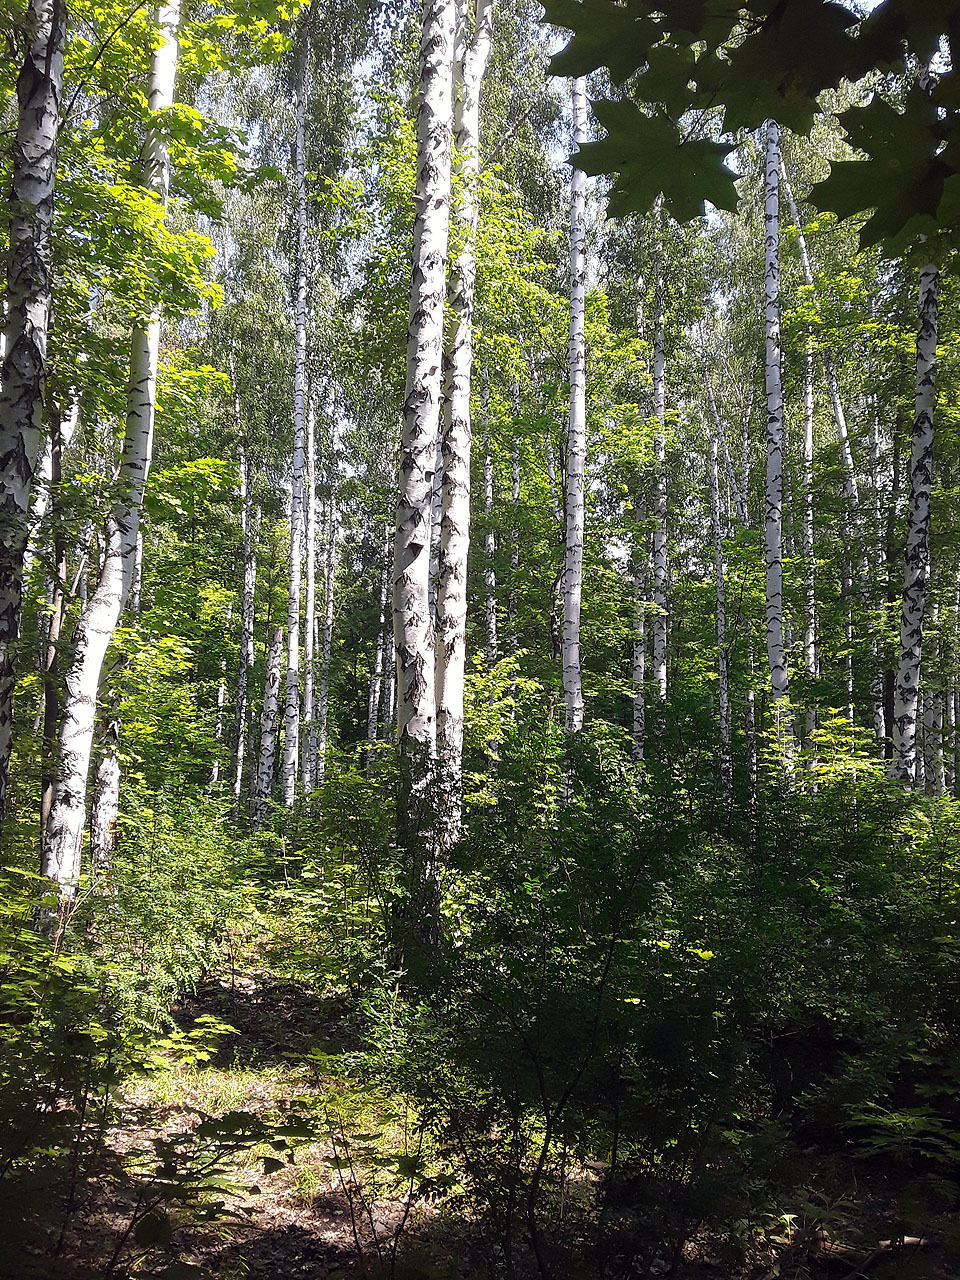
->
(577, 101, 737, 222)
(134, 1209, 172, 1248)
(719, 0, 859, 134)
(543, 0, 657, 83)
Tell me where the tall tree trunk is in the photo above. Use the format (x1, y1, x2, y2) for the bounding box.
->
(891, 265, 939, 784)
(233, 451, 256, 808)
(253, 623, 284, 827)
(0, 0, 66, 819)
(632, 523, 647, 763)
(392, 0, 455, 957)
(435, 0, 494, 840)
(315, 497, 336, 788)
(366, 540, 389, 775)
(39, 398, 67, 834)
(651, 263, 668, 710)
(282, 44, 310, 809)
(209, 603, 233, 786)
(762, 120, 793, 762)
(302, 398, 317, 791)
(41, 0, 180, 902)
(709, 436, 732, 795)
(483, 411, 497, 669)
(561, 75, 588, 736)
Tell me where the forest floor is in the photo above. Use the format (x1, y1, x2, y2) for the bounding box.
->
(40, 963, 955, 1280)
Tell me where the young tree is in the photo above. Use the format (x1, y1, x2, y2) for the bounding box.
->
(561, 75, 588, 736)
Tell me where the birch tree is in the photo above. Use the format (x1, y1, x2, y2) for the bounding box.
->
(233, 450, 257, 806)
(561, 75, 588, 736)
(891, 264, 939, 784)
(302, 397, 318, 791)
(0, 0, 66, 818)
(253, 623, 284, 827)
(762, 120, 792, 761)
(392, 0, 456, 944)
(651, 263, 668, 709)
(435, 0, 495, 839)
(282, 44, 310, 808)
(709, 435, 732, 795)
(42, 0, 181, 902)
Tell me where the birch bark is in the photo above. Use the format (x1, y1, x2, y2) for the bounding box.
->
(483, 398, 497, 669)
(435, 0, 494, 837)
(302, 397, 317, 791)
(561, 75, 588, 735)
(282, 46, 310, 808)
(41, 0, 180, 899)
(709, 435, 732, 795)
(762, 120, 793, 762)
(891, 265, 939, 783)
(233, 451, 256, 807)
(0, 0, 66, 817)
(315, 497, 336, 788)
(651, 264, 668, 707)
(253, 624, 284, 827)
(392, 0, 455, 953)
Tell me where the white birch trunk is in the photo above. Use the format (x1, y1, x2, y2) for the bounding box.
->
(651, 264, 668, 706)
(89, 709, 120, 876)
(302, 397, 317, 792)
(762, 120, 792, 762)
(41, 0, 179, 898)
(435, 0, 494, 837)
(233, 451, 256, 805)
(0, 0, 66, 816)
(366, 542, 389, 775)
(632, 530, 647, 762)
(483, 416, 497, 669)
(315, 497, 337, 788)
(891, 265, 939, 784)
(709, 436, 732, 795)
(253, 623, 284, 827)
(561, 75, 588, 736)
(209, 602, 232, 786)
(282, 48, 310, 809)
(393, 0, 454, 771)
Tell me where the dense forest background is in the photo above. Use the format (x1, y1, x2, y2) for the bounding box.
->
(3, 0, 960, 1276)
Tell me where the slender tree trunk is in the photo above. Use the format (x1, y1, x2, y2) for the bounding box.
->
(209, 603, 233, 786)
(709, 436, 732, 795)
(233, 451, 256, 807)
(41, 0, 180, 901)
(762, 120, 793, 762)
(253, 623, 284, 827)
(561, 75, 588, 736)
(483, 407, 497, 669)
(302, 397, 317, 791)
(891, 265, 939, 784)
(435, 0, 494, 839)
(704, 363, 747, 525)
(282, 46, 310, 809)
(632, 539, 647, 763)
(651, 262, 668, 710)
(509, 427, 520, 648)
(367, 540, 389, 775)
(0, 0, 66, 819)
(39, 399, 67, 834)
(315, 497, 336, 788)
(546, 434, 563, 526)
